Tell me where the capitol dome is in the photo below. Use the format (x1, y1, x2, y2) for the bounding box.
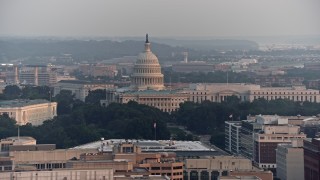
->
(130, 34, 165, 91)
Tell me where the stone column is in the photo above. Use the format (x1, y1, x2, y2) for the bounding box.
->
(198, 170, 201, 180)
(208, 171, 211, 180)
(187, 170, 191, 180)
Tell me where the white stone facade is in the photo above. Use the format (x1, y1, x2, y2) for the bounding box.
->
(186, 83, 320, 103)
(116, 90, 189, 113)
(0, 100, 57, 126)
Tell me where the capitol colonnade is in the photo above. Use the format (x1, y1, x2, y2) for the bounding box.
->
(131, 77, 164, 86)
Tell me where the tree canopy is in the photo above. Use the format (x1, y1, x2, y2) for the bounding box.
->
(1, 87, 320, 150)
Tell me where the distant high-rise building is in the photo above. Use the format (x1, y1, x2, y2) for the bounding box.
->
(6, 65, 57, 86)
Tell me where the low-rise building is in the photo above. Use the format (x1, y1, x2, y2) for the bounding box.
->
(307, 79, 320, 90)
(254, 76, 304, 87)
(70, 141, 184, 180)
(0, 169, 113, 180)
(185, 156, 253, 180)
(0, 99, 57, 126)
(79, 64, 117, 78)
(228, 170, 273, 180)
(54, 80, 114, 101)
(186, 83, 320, 103)
(0, 136, 36, 152)
(71, 139, 222, 159)
(172, 62, 215, 73)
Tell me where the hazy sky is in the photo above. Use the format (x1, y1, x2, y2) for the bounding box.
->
(1, 0, 320, 37)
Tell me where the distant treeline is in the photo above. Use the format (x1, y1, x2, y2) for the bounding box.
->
(0, 38, 260, 63)
(0, 39, 188, 62)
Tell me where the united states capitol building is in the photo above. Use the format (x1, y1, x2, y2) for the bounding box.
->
(103, 35, 320, 112)
(102, 35, 189, 113)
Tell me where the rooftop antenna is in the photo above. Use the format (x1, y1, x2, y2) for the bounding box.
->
(18, 126, 20, 143)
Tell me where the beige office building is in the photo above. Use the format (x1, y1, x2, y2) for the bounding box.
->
(0, 99, 57, 126)
(185, 156, 252, 180)
(10, 148, 99, 170)
(276, 139, 304, 180)
(0, 169, 113, 180)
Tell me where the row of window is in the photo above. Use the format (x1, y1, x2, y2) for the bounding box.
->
(253, 91, 317, 95)
(134, 68, 161, 74)
(137, 98, 184, 101)
(253, 95, 317, 102)
(143, 102, 179, 107)
(260, 164, 276, 168)
(259, 136, 305, 140)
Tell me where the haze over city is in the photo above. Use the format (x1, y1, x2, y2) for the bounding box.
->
(1, 0, 320, 179)
(1, 0, 320, 38)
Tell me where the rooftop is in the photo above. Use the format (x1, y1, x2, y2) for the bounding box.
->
(0, 99, 53, 108)
(58, 80, 110, 84)
(71, 139, 215, 152)
(122, 90, 185, 95)
(0, 136, 36, 145)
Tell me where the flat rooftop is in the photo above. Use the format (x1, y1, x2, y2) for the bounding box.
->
(58, 80, 110, 85)
(71, 139, 215, 153)
(122, 90, 186, 95)
(0, 99, 53, 108)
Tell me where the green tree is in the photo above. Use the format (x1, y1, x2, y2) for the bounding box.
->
(85, 89, 106, 105)
(21, 86, 52, 100)
(3, 85, 21, 99)
(54, 90, 75, 115)
(0, 114, 17, 138)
